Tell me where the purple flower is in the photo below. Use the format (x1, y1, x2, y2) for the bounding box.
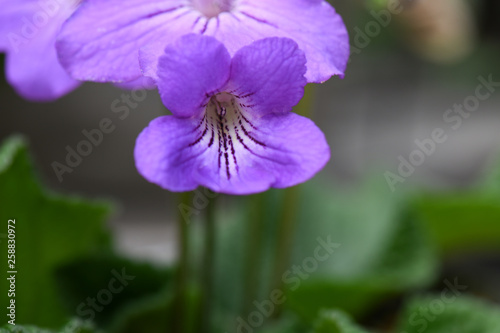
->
(56, 0, 349, 86)
(0, 0, 80, 101)
(134, 35, 330, 195)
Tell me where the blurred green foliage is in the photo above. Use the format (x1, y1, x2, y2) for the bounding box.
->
(0, 136, 110, 328)
(312, 310, 368, 333)
(0, 319, 97, 333)
(397, 296, 500, 333)
(1, 135, 500, 333)
(0, 137, 169, 332)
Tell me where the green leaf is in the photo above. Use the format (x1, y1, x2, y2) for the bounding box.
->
(397, 295, 500, 333)
(255, 313, 306, 333)
(209, 176, 438, 329)
(0, 136, 111, 328)
(414, 153, 500, 255)
(311, 310, 370, 333)
(107, 285, 174, 333)
(414, 193, 500, 255)
(286, 178, 438, 320)
(209, 190, 290, 332)
(0, 326, 55, 333)
(106, 276, 200, 333)
(480, 154, 500, 196)
(59, 319, 99, 333)
(1, 318, 98, 333)
(54, 255, 172, 330)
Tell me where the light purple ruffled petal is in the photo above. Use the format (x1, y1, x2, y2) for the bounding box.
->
(134, 112, 330, 195)
(0, 0, 80, 101)
(113, 76, 156, 91)
(57, 0, 197, 83)
(229, 37, 306, 116)
(56, 0, 349, 84)
(146, 34, 231, 117)
(218, 0, 350, 82)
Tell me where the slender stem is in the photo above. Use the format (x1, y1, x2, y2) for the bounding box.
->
(199, 190, 217, 333)
(243, 193, 265, 316)
(271, 187, 300, 318)
(271, 84, 315, 317)
(174, 191, 193, 333)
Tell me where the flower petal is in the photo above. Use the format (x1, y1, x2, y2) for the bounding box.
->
(135, 111, 330, 195)
(56, 0, 198, 83)
(135, 115, 208, 192)
(113, 76, 156, 91)
(229, 37, 307, 116)
(211, 0, 350, 82)
(0, 0, 80, 101)
(148, 34, 231, 117)
(56, 0, 348, 84)
(5, 42, 80, 102)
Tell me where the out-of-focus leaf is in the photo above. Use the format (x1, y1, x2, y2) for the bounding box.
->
(1, 318, 98, 333)
(311, 310, 370, 333)
(227, 310, 369, 333)
(54, 255, 172, 330)
(397, 295, 500, 333)
(414, 153, 500, 255)
(480, 154, 500, 196)
(59, 318, 99, 333)
(254, 313, 305, 333)
(285, 279, 387, 323)
(107, 285, 173, 333)
(107, 278, 200, 333)
(210, 176, 438, 329)
(209, 190, 285, 332)
(0, 326, 55, 333)
(414, 193, 500, 255)
(285, 178, 438, 321)
(0, 136, 111, 328)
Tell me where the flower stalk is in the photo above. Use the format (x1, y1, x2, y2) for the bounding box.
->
(243, 193, 266, 316)
(199, 190, 217, 333)
(271, 85, 315, 317)
(174, 191, 193, 333)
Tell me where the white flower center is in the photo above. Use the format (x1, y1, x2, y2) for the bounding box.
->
(191, 0, 233, 18)
(188, 92, 266, 180)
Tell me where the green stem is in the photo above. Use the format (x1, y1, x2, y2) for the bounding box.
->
(174, 192, 192, 333)
(199, 190, 217, 333)
(271, 187, 300, 317)
(243, 193, 266, 316)
(271, 84, 315, 317)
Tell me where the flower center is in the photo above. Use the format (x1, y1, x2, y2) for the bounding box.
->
(188, 92, 266, 180)
(191, 0, 233, 18)
(208, 92, 237, 120)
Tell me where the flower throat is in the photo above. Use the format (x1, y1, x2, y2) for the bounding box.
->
(191, 0, 233, 18)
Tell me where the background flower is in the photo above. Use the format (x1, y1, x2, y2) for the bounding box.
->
(56, 0, 349, 86)
(135, 35, 330, 194)
(0, 0, 80, 101)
